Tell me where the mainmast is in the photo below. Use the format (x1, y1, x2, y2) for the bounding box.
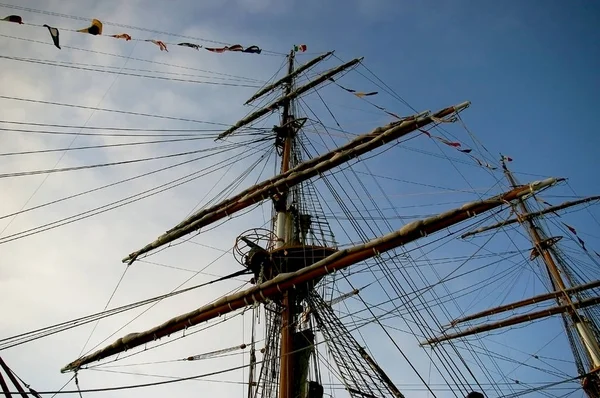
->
(277, 49, 297, 398)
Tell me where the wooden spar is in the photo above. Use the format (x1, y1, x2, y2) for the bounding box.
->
(278, 50, 295, 398)
(448, 280, 600, 326)
(122, 101, 471, 265)
(217, 56, 361, 140)
(503, 161, 600, 372)
(63, 177, 560, 372)
(244, 51, 334, 105)
(461, 196, 600, 238)
(422, 296, 600, 345)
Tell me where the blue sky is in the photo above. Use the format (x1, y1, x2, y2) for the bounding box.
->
(0, 1, 599, 397)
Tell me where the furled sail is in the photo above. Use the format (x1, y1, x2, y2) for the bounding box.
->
(63, 176, 561, 372)
(122, 101, 471, 265)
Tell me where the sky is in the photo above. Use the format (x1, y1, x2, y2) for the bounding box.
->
(0, 0, 599, 397)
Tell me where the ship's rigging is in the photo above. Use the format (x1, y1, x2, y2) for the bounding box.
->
(0, 6, 599, 398)
(50, 51, 600, 398)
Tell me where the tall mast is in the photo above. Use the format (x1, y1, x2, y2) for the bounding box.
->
(275, 49, 296, 248)
(501, 159, 600, 397)
(277, 49, 296, 398)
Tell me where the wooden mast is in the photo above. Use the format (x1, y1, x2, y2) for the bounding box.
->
(423, 161, 600, 396)
(501, 159, 600, 397)
(278, 49, 296, 398)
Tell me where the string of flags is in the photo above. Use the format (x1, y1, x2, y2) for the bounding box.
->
(418, 123, 500, 171)
(531, 197, 599, 258)
(1, 15, 263, 55)
(328, 77, 403, 120)
(325, 80, 504, 172)
(561, 222, 599, 256)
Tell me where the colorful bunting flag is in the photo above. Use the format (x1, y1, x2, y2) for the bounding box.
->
(326, 77, 403, 118)
(420, 128, 493, 168)
(563, 222, 578, 235)
(501, 155, 513, 162)
(578, 237, 588, 252)
(435, 136, 461, 147)
(77, 19, 103, 35)
(243, 45, 262, 54)
(43, 24, 60, 49)
(110, 33, 132, 41)
(336, 84, 378, 98)
(563, 222, 591, 252)
(178, 42, 201, 50)
(146, 39, 168, 52)
(419, 129, 469, 150)
(0, 15, 264, 56)
(471, 156, 497, 170)
(204, 44, 260, 53)
(2, 15, 23, 24)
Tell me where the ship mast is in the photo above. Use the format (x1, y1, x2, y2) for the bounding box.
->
(422, 159, 600, 397)
(501, 159, 600, 397)
(277, 49, 297, 398)
(59, 50, 577, 397)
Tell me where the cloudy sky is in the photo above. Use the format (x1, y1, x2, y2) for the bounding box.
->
(0, 0, 599, 397)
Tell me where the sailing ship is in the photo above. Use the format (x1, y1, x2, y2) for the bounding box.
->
(1, 14, 599, 398)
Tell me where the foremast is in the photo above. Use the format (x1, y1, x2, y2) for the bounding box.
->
(502, 160, 600, 397)
(423, 158, 600, 398)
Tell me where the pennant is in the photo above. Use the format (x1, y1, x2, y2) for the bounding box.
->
(77, 19, 103, 35)
(595, 251, 600, 258)
(2, 15, 23, 24)
(110, 33, 132, 41)
(178, 42, 201, 50)
(294, 44, 307, 52)
(331, 78, 402, 119)
(205, 45, 246, 53)
(146, 39, 168, 51)
(205, 46, 227, 53)
(435, 136, 461, 148)
(354, 91, 378, 98)
(227, 44, 244, 51)
(43, 24, 60, 49)
(472, 156, 497, 170)
(243, 45, 262, 54)
(336, 83, 378, 98)
(420, 129, 464, 148)
(563, 223, 578, 235)
(501, 155, 513, 162)
(578, 237, 588, 252)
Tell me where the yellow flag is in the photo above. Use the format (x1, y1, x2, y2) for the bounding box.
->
(77, 19, 102, 35)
